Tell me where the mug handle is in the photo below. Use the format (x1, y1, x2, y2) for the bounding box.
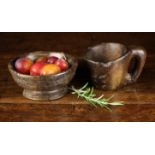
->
(127, 46, 147, 83)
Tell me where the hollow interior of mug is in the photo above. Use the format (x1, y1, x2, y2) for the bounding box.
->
(85, 43, 127, 63)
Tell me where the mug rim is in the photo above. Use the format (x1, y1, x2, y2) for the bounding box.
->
(84, 42, 130, 65)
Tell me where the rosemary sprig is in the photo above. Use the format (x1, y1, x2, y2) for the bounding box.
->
(71, 83, 124, 111)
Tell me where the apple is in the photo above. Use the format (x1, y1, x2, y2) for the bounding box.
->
(40, 64, 61, 75)
(55, 59, 69, 71)
(36, 56, 48, 63)
(30, 62, 46, 75)
(15, 57, 33, 74)
(47, 56, 59, 64)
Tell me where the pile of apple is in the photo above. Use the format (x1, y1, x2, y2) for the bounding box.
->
(15, 53, 69, 75)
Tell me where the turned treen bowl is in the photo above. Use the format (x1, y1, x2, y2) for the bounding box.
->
(8, 51, 78, 100)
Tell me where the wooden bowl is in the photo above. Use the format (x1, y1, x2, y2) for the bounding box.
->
(8, 51, 78, 100)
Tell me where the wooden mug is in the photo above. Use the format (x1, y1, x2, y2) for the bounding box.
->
(84, 42, 147, 90)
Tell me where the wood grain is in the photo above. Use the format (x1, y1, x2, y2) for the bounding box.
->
(0, 32, 155, 121)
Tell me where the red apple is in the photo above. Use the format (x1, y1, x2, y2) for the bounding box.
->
(55, 59, 69, 71)
(36, 56, 48, 63)
(40, 64, 61, 75)
(15, 57, 33, 74)
(30, 62, 46, 76)
(47, 56, 59, 64)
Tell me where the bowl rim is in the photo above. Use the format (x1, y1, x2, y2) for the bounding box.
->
(8, 51, 78, 79)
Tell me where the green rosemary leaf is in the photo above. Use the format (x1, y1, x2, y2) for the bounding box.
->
(108, 101, 124, 106)
(106, 95, 115, 101)
(80, 82, 89, 91)
(71, 83, 124, 111)
(96, 94, 104, 100)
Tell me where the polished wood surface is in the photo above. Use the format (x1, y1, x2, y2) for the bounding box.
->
(0, 32, 155, 121)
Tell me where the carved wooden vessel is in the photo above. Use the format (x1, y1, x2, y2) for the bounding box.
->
(8, 51, 78, 100)
(84, 43, 147, 90)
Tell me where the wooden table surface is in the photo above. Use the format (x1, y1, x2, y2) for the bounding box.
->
(0, 32, 155, 122)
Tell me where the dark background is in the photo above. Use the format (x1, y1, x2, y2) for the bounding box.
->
(0, 32, 154, 55)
